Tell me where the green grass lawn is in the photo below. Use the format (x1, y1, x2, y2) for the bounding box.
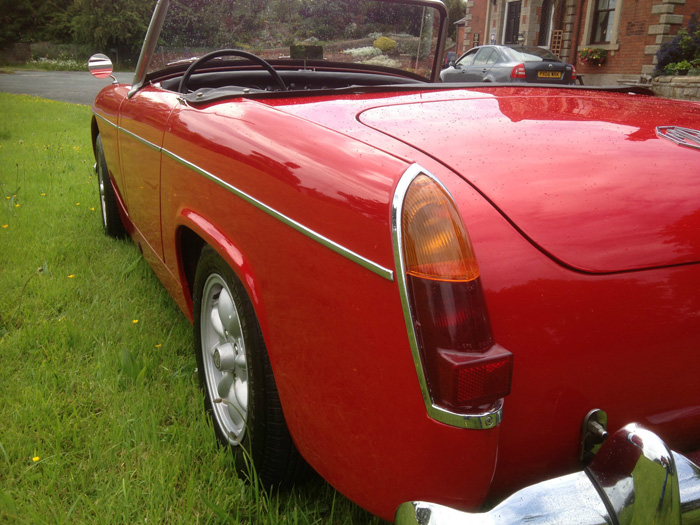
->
(0, 93, 382, 524)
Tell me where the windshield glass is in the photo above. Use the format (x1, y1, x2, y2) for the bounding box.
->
(148, 0, 445, 79)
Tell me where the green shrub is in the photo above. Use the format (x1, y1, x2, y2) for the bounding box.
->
(665, 59, 695, 75)
(675, 59, 693, 72)
(655, 14, 700, 74)
(373, 36, 397, 53)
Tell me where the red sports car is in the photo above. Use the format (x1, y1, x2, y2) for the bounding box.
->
(90, 0, 700, 522)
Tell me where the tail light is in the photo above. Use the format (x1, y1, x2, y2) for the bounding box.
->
(397, 172, 512, 416)
(510, 63, 526, 79)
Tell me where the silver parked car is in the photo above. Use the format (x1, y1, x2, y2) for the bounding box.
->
(440, 45, 576, 84)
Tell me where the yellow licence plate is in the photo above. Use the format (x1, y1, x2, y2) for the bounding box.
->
(538, 71, 562, 78)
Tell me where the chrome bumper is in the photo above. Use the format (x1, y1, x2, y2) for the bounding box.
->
(396, 424, 700, 524)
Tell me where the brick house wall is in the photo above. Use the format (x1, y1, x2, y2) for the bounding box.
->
(575, 0, 698, 83)
(461, 0, 699, 85)
(457, 0, 489, 55)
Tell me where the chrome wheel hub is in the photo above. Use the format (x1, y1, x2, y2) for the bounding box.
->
(200, 273, 248, 445)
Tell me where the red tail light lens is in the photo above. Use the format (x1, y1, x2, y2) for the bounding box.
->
(401, 175, 512, 412)
(510, 63, 527, 79)
(407, 275, 492, 352)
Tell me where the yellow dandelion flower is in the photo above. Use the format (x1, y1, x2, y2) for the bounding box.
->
(132, 319, 139, 324)
(90, 207, 95, 211)
(2, 225, 8, 229)
(32, 456, 40, 462)
(155, 344, 162, 348)
(68, 275, 75, 279)
(41, 193, 46, 196)
(14, 203, 19, 208)
(76, 203, 80, 206)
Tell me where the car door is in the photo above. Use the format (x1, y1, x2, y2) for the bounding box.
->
(443, 48, 479, 81)
(485, 48, 516, 82)
(118, 87, 179, 262)
(463, 47, 498, 81)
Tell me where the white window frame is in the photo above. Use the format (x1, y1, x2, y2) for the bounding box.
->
(581, 0, 623, 51)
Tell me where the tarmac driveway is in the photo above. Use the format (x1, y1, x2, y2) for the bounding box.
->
(0, 70, 133, 105)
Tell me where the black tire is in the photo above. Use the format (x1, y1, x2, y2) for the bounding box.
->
(193, 245, 309, 487)
(95, 135, 126, 238)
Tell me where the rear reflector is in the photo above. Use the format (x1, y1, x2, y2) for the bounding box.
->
(436, 346, 513, 410)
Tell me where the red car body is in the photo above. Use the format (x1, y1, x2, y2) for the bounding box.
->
(90, 0, 700, 522)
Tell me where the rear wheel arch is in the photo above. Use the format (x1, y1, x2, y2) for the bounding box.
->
(175, 221, 265, 328)
(178, 226, 206, 313)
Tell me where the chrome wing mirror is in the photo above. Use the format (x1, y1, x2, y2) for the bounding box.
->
(88, 54, 117, 84)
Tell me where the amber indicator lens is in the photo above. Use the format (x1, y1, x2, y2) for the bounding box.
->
(402, 175, 480, 282)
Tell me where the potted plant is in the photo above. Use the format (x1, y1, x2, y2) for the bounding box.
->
(578, 47, 608, 67)
(664, 64, 678, 76)
(673, 60, 692, 75)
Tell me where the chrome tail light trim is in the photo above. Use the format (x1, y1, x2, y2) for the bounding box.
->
(391, 163, 504, 430)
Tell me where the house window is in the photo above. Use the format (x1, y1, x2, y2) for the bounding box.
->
(591, 0, 617, 44)
(581, 0, 622, 50)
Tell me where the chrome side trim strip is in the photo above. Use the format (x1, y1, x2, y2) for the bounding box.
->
(391, 163, 503, 429)
(94, 112, 118, 129)
(119, 126, 161, 152)
(94, 111, 393, 280)
(94, 113, 159, 152)
(162, 149, 393, 281)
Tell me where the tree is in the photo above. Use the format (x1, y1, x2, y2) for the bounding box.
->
(0, 0, 72, 48)
(443, 0, 466, 39)
(298, 0, 355, 40)
(69, 0, 157, 60)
